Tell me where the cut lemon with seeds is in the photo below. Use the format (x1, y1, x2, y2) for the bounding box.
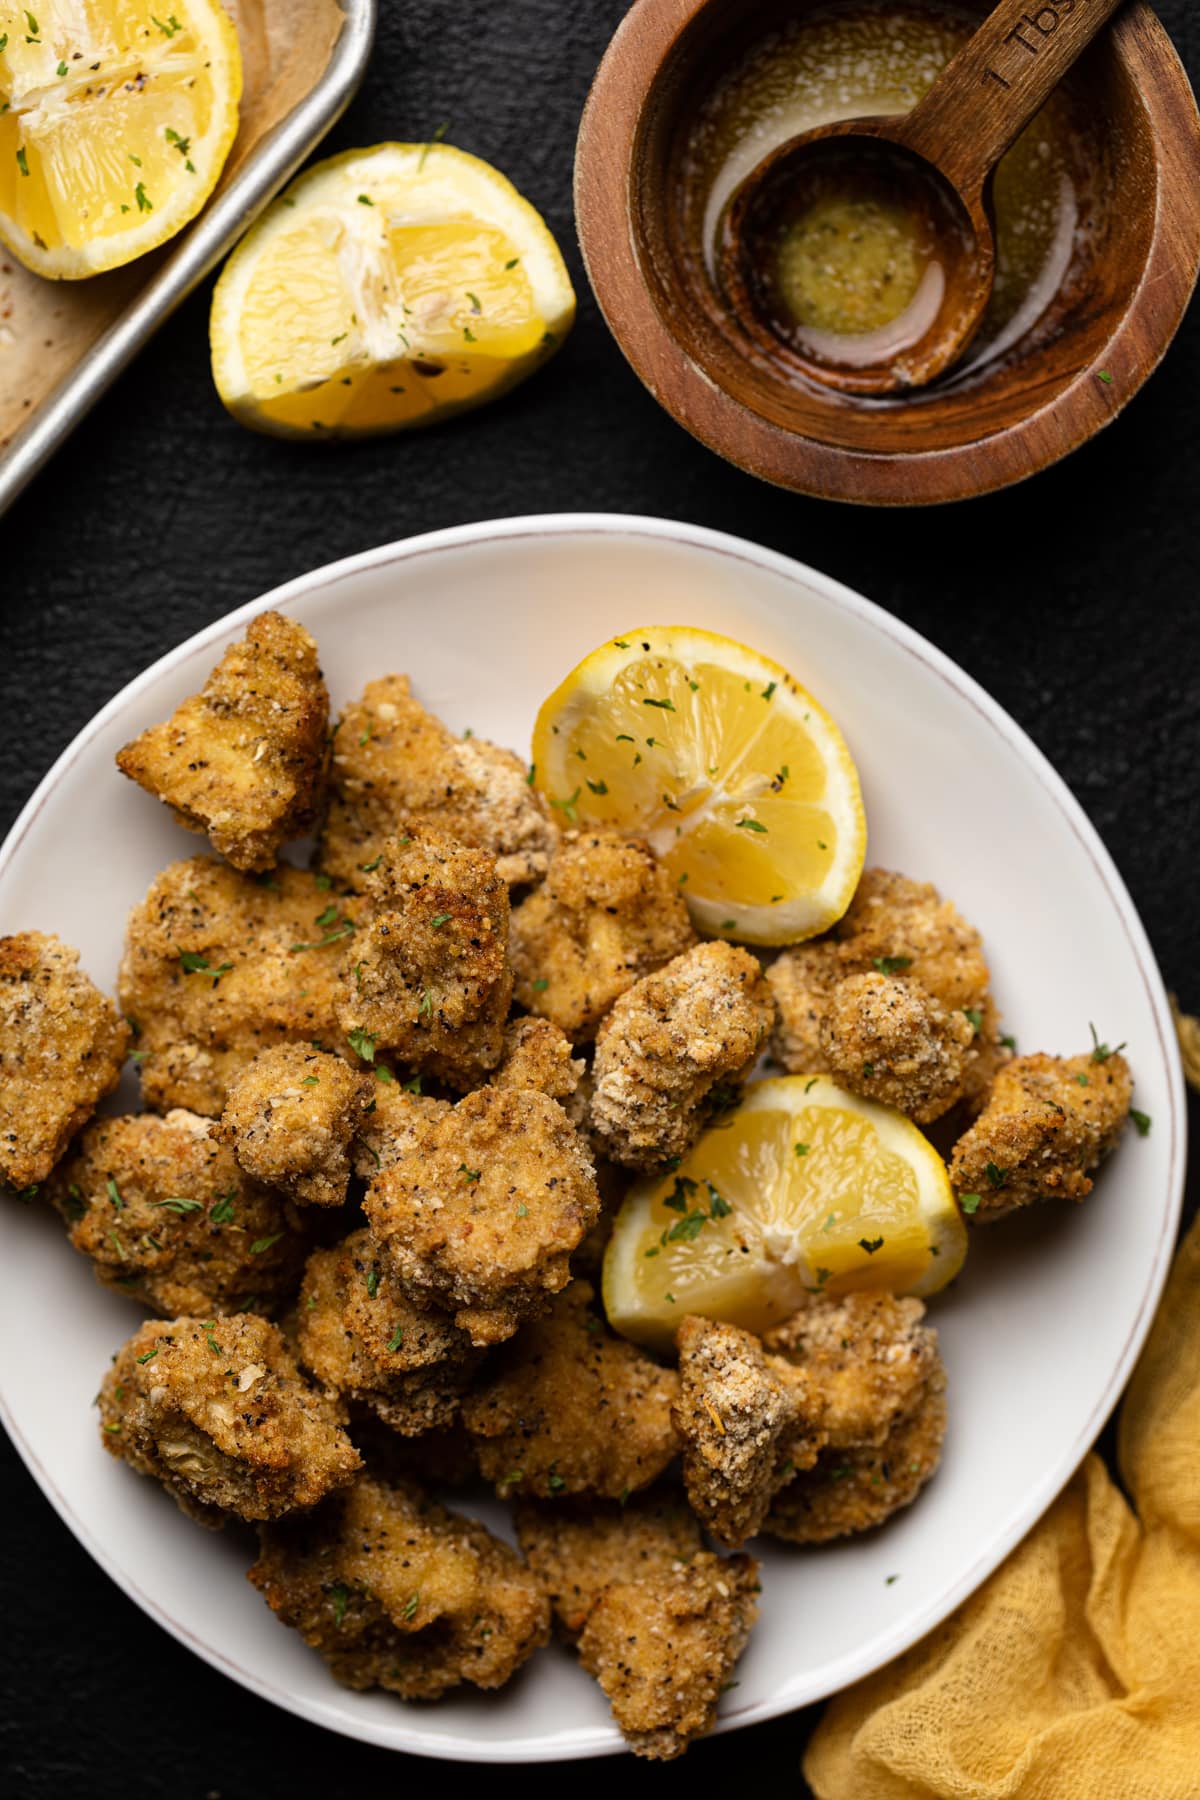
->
(603, 1075, 965, 1353)
(209, 141, 576, 438)
(532, 626, 865, 946)
(0, 0, 241, 278)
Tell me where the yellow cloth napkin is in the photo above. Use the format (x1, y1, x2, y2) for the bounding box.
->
(805, 1211, 1200, 1800)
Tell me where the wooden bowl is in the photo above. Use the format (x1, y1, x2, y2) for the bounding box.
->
(575, 0, 1200, 505)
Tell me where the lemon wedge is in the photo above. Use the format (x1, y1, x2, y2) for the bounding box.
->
(531, 626, 865, 946)
(602, 1075, 965, 1352)
(0, 0, 241, 278)
(208, 141, 576, 438)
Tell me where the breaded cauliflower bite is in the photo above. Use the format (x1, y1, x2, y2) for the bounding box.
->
(510, 830, 697, 1040)
(673, 1315, 820, 1548)
(769, 868, 1005, 1123)
(116, 613, 329, 872)
(763, 1291, 947, 1543)
(248, 1474, 550, 1698)
(364, 1085, 599, 1346)
(589, 941, 776, 1168)
(46, 1109, 308, 1316)
(336, 829, 512, 1090)
(351, 1082, 452, 1180)
(319, 674, 557, 891)
(0, 932, 129, 1191)
(949, 1047, 1133, 1221)
(577, 1549, 760, 1759)
(489, 1016, 584, 1102)
(119, 857, 352, 1116)
(99, 1314, 360, 1525)
(460, 1281, 679, 1498)
(214, 1045, 372, 1208)
(515, 1492, 703, 1639)
(296, 1232, 483, 1435)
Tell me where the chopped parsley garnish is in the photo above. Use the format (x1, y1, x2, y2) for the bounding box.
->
(1000, 1033, 1018, 1051)
(106, 1177, 125, 1210)
(862, 1062, 875, 1078)
(202, 1321, 222, 1354)
(403, 1592, 420, 1621)
(152, 12, 182, 33)
(532, 977, 549, 992)
(459, 1165, 482, 1183)
(1089, 1023, 1126, 1064)
(761, 680, 776, 700)
(315, 903, 339, 928)
(359, 855, 382, 872)
(1130, 1109, 1152, 1137)
(642, 697, 675, 711)
(386, 1325, 405, 1352)
(960, 1193, 981, 1214)
(858, 1235, 884, 1254)
(794, 1142, 809, 1156)
(179, 951, 232, 979)
(419, 989, 433, 1018)
(547, 1471, 566, 1494)
(134, 182, 152, 212)
(548, 786, 581, 824)
(250, 1233, 283, 1255)
(328, 1583, 350, 1626)
(150, 1197, 203, 1214)
(985, 1161, 1008, 1189)
(1097, 369, 1114, 385)
(586, 778, 608, 795)
(136, 1349, 159, 1364)
(366, 1268, 380, 1298)
(357, 193, 374, 205)
(963, 1007, 983, 1033)
(872, 956, 912, 976)
(418, 121, 449, 170)
(736, 818, 767, 833)
(303, 1075, 320, 1087)
(375, 1064, 394, 1083)
(403, 1075, 423, 1094)
(516, 1202, 528, 1218)
(210, 1193, 236, 1224)
(429, 913, 452, 929)
(525, 762, 536, 786)
(15, 147, 27, 177)
(804, 1077, 819, 1093)
(347, 1028, 376, 1062)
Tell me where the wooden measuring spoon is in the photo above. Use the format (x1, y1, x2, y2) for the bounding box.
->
(717, 0, 1126, 395)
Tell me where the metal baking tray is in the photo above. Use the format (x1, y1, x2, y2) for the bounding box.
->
(0, 0, 376, 517)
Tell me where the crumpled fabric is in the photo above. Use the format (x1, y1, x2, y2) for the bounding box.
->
(805, 1213, 1200, 1800)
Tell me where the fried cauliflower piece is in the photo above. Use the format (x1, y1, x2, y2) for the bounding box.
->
(116, 613, 329, 872)
(364, 1086, 599, 1346)
(490, 1016, 584, 1102)
(319, 674, 556, 891)
(460, 1281, 679, 1497)
(297, 1232, 482, 1435)
(589, 941, 775, 1168)
(336, 829, 512, 1090)
(351, 1081, 452, 1180)
(578, 1550, 760, 1760)
(949, 1047, 1133, 1221)
(510, 831, 697, 1041)
(672, 1315, 820, 1548)
(515, 1492, 703, 1639)
(45, 1110, 308, 1316)
(99, 1314, 360, 1525)
(769, 868, 1004, 1123)
(764, 1384, 947, 1544)
(213, 1045, 372, 1208)
(765, 1290, 943, 1451)
(0, 932, 129, 1191)
(248, 1474, 549, 1698)
(119, 857, 352, 1116)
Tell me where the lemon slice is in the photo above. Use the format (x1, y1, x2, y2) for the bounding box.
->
(209, 141, 576, 438)
(532, 626, 865, 946)
(602, 1075, 965, 1352)
(0, 0, 241, 278)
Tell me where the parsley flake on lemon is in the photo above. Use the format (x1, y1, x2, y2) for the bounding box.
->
(209, 140, 575, 438)
(531, 626, 865, 946)
(602, 1075, 966, 1353)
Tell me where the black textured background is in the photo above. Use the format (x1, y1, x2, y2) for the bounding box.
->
(2, 1, 1198, 1792)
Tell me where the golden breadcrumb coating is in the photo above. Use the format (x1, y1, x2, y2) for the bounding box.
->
(949, 1048, 1133, 1221)
(352, 1082, 451, 1180)
(764, 1382, 947, 1544)
(769, 868, 1005, 1122)
(364, 1086, 599, 1346)
(99, 1314, 360, 1525)
(510, 831, 697, 1041)
(490, 1016, 584, 1101)
(673, 1315, 820, 1548)
(213, 1045, 372, 1208)
(0, 931, 129, 1190)
(319, 674, 556, 891)
(765, 1290, 942, 1450)
(515, 1492, 703, 1639)
(297, 1232, 482, 1435)
(116, 613, 329, 872)
(46, 1109, 308, 1316)
(589, 941, 776, 1168)
(577, 1550, 760, 1760)
(118, 857, 352, 1116)
(460, 1281, 679, 1498)
(248, 1474, 549, 1698)
(335, 829, 512, 1091)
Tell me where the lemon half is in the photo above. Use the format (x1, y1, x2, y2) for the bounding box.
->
(603, 1075, 966, 1352)
(209, 141, 576, 438)
(0, 0, 241, 277)
(532, 626, 865, 946)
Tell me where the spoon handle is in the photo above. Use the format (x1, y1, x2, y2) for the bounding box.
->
(900, 0, 1126, 195)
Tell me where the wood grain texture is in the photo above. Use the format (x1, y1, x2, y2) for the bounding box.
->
(575, 0, 1200, 503)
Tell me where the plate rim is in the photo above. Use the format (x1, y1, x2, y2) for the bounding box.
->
(0, 512, 1186, 1761)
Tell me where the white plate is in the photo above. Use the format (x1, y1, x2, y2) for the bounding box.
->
(0, 515, 1184, 1762)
